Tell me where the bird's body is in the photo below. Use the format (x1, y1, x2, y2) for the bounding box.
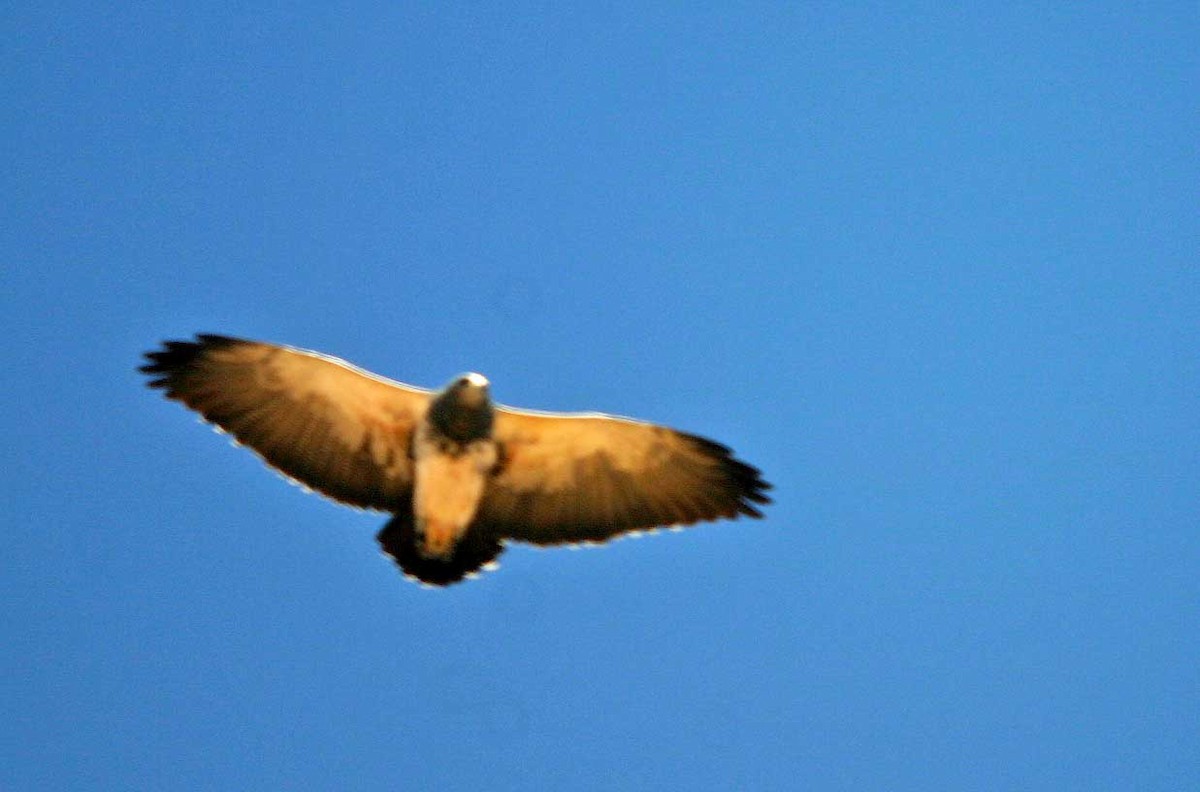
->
(412, 413, 498, 558)
(141, 335, 771, 586)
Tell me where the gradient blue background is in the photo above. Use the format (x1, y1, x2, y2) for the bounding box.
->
(5, 4, 1197, 789)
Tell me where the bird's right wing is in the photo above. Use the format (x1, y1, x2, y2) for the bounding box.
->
(141, 335, 430, 510)
(478, 406, 771, 545)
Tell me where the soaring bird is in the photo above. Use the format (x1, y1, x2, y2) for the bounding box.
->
(141, 335, 771, 586)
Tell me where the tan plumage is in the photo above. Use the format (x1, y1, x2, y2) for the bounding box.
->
(142, 334, 771, 586)
(484, 410, 766, 544)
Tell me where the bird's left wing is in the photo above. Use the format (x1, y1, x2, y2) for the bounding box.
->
(141, 335, 430, 510)
(477, 406, 771, 545)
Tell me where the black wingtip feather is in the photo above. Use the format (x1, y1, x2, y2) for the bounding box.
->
(139, 334, 247, 388)
(678, 431, 773, 519)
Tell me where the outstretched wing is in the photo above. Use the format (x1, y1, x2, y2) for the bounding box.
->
(477, 407, 771, 545)
(141, 335, 430, 510)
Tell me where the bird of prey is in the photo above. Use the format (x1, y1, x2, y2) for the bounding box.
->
(141, 335, 771, 586)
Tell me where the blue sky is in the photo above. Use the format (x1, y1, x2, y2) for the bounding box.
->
(4, 3, 1197, 789)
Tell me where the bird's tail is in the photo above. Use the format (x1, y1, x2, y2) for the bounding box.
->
(376, 512, 504, 587)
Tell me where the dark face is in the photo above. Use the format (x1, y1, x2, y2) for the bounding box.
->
(427, 373, 494, 444)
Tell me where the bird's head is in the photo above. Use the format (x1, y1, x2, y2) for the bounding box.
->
(449, 372, 490, 408)
(427, 372, 494, 443)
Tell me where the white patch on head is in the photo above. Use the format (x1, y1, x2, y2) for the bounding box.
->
(452, 372, 490, 408)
